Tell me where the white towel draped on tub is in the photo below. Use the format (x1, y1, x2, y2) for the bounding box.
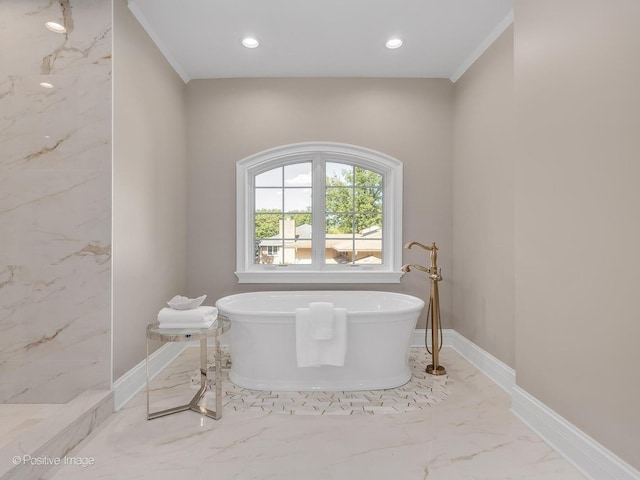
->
(296, 303, 347, 367)
(308, 302, 335, 340)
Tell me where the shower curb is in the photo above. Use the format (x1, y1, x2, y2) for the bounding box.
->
(0, 390, 113, 480)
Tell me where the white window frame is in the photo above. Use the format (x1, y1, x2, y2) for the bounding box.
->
(236, 142, 403, 283)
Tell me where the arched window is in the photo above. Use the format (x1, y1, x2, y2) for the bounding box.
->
(236, 142, 403, 283)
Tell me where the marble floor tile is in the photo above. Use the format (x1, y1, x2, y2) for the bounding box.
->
(44, 348, 587, 480)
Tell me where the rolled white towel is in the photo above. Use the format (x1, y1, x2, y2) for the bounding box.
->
(158, 306, 218, 324)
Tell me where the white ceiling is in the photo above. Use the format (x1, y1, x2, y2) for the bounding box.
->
(128, 0, 513, 84)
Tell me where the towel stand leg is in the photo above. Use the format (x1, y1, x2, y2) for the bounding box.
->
(147, 337, 222, 420)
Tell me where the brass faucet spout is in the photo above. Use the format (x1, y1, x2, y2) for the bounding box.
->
(404, 241, 434, 251)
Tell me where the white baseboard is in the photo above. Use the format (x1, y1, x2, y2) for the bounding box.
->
(113, 342, 188, 411)
(410, 328, 429, 347)
(511, 387, 640, 480)
(411, 328, 455, 348)
(413, 328, 515, 395)
(444, 329, 516, 395)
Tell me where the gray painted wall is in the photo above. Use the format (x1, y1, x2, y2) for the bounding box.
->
(453, 26, 515, 367)
(514, 0, 640, 469)
(113, 0, 188, 379)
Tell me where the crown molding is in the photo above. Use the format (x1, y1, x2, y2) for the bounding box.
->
(127, 0, 191, 84)
(450, 9, 513, 83)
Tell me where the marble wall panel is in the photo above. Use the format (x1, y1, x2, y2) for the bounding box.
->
(0, 0, 112, 403)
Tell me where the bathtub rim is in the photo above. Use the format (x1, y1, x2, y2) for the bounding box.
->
(215, 290, 425, 319)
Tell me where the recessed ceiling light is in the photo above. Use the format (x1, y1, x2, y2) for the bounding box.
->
(39, 82, 54, 89)
(386, 38, 403, 49)
(45, 21, 66, 34)
(242, 37, 259, 49)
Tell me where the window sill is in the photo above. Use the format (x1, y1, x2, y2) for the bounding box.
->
(235, 270, 404, 284)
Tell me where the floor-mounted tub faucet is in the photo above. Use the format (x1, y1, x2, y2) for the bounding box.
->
(402, 241, 446, 376)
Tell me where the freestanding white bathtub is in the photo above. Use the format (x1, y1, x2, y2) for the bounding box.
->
(215, 291, 424, 391)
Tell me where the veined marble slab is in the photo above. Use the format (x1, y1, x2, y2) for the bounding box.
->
(0, 0, 112, 403)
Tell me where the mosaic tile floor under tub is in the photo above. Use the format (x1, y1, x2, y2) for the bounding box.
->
(190, 347, 450, 415)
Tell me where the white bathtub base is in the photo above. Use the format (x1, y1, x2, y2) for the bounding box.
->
(229, 369, 412, 392)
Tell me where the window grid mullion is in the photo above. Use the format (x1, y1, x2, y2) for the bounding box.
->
(311, 155, 325, 268)
(351, 165, 356, 264)
(280, 167, 285, 264)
